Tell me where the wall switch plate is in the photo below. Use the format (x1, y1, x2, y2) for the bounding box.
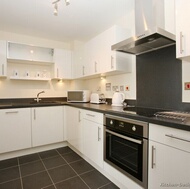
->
(120, 85, 124, 91)
(184, 82, 190, 90)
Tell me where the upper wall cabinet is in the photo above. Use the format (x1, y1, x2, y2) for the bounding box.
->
(176, 0, 190, 61)
(73, 25, 133, 79)
(53, 49, 72, 80)
(0, 40, 7, 77)
(7, 42, 54, 81)
(7, 42, 54, 64)
(98, 25, 132, 75)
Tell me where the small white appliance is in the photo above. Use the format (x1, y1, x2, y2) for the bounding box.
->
(112, 90, 125, 106)
(67, 90, 90, 102)
(90, 93, 106, 104)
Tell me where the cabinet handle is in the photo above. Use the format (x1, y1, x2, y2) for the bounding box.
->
(151, 145, 156, 169)
(78, 110, 81, 122)
(98, 127, 101, 141)
(165, 134, 190, 143)
(86, 113, 95, 117)
(111, 56, 114, 69)
(180, 31, 184, 54)
(34, 109, 36, 120)
(2, 64, 4, 75)
(5, 111, 18, 114)
(57, 68, 59, 78)
(95, 61, 97, 73)
(82, 66, 85, 75)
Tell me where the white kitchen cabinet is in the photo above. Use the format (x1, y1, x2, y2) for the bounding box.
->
(65, 106, 83, 153)
(99, 25, 132, 74)
(53, 49, 72, 79)
(83, 110, 103, 168)
(148, 123, 190, 189)
(0, 108, 32, 153)
(7, 42, 54, 64)
(0, 40, 7, 77)
(31, 106, 64, 147)
(176, 0, 190, 61)
(72, 41, 85, 78)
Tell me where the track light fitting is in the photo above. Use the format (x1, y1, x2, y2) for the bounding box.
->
(52, 0, 70, 16)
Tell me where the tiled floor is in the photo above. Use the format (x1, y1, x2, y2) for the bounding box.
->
(0, 147, 119, 189)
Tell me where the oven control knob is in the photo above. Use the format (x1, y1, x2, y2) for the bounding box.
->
(132, 125, 136, 131)
(110, 120, 113, 125)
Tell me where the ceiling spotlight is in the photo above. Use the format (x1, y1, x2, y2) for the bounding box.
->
(54, 3, 58, 16)
(65, 0, 70, 6)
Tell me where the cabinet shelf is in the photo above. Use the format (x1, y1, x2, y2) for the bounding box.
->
(10, 76, 51, 81)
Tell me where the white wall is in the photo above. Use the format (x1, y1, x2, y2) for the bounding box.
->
(0, 31, 72, 98)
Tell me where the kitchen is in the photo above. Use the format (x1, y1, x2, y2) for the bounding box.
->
(0, 0, 190, 189)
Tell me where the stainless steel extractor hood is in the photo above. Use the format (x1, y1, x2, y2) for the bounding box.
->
(112, 0, 176, 55)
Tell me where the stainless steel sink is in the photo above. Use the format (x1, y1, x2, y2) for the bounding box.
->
(29, 101, 58, 105)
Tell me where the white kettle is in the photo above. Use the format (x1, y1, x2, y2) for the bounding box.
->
(112, 90, 125, 106)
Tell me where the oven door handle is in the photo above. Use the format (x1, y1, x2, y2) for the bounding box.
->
(105, 129, 142, 144)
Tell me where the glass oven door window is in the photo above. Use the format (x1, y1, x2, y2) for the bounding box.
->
(105, 131, 143, 181)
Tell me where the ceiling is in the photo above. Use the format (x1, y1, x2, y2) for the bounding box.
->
(0, 0, 133, 43)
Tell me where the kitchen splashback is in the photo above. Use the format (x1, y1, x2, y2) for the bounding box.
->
(136, 45, 183, 110)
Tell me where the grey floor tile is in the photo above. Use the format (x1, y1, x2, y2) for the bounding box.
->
(22, 171, 52, 189)
(20, 160, 45, 177)
(42, 184, 56, 189)
(99, 182, 119, 189)
(42, 156, 67, 170)
(56, 146, 73, 155)
(0, 179, 22, 189)
(48, 164, 76, 183)
(0, 158, 18, 170)
(0, 166, 20, 183)
(56, 176, 89, 189)
(61, 152, 82, 163)
(39, 150, 59, 160)
(80, 170, 110, 189)
(70, 159, 94, 175)
(18, 153, 40, 165)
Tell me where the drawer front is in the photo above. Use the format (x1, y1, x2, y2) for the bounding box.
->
(83, 110, 103, 124)
(149, 123, 190, 152)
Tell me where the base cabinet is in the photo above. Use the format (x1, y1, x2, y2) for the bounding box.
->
(148, 123, 190, 189)
(0, 108, 31, 153)
(31, 106, 64, 147)
(65, 106, 83, 153)
(83, 110, 103, 168)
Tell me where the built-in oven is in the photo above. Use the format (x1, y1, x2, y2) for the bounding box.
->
(104, 114, 148, 189)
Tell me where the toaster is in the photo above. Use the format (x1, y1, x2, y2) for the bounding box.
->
(90, 93, 106, 104)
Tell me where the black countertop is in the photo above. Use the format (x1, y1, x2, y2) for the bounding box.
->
(0, 99, 190, 132)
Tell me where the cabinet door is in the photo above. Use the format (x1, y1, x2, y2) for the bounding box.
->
(65, 106, 83, 153)
(176, 0, 190, 60)
(0, 108, 31, 153)
(0, 40, 7, 77)
(53, 49, 72, 79)
(32, 106, 64, 147)
(83, 119, 103, 168)
(148, 140, 190, 189)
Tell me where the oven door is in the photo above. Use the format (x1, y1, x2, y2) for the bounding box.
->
(104, 128, 148, 189)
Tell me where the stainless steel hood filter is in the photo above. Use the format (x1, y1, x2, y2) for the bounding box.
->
(112, 0, 176, 55)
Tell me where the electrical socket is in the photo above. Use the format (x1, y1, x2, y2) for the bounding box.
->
(184, 82, 190, 90)
(125, 85, 130, 91)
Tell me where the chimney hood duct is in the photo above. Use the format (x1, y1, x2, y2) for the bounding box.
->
(112, 0, 176, 55)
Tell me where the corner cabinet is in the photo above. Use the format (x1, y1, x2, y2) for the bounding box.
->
(53, 49, 72, 80)
(0, 40, 7, 77)
(65, 106, 83, 153)
(148, 123, 190, 189)
(31, 106, 64, 147)
(176, 0, 190, 61)
(83, 110, 103, 168)
(0, 108, 32, 153)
